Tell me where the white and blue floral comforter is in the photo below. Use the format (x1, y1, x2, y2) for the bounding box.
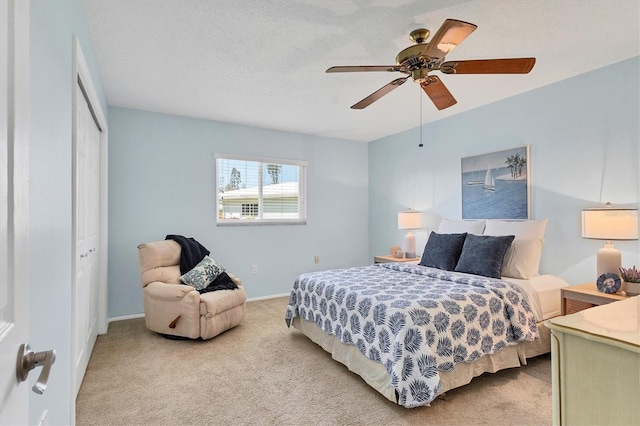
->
(284, 263, 539, 408)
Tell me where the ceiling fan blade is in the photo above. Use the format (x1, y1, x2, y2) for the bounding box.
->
(441, 58, 536, 74)
(327, 65, 407, 73)
(351, 77, 409, 109)
(421, 19, 477, 60)
(421, 76, 457, 110)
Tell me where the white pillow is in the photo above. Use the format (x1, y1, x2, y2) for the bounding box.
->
(483, 219, 547, 240)
(501, 239, 544, 279)
(437, 219, 486, 235)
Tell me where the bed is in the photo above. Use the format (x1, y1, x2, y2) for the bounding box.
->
(284, 219, 568, 408)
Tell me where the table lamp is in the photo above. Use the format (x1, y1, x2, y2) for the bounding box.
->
(397, 209, 422, 258)
(581, 203, 638, 277)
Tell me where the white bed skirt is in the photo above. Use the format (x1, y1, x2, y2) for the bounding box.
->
(292, 317, 551, 406)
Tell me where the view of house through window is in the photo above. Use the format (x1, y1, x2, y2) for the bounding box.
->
(241, 203, 258, 216)
(215, 154, 307, 224)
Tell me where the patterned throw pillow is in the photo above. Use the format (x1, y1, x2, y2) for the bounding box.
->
(180, 256, 224, 290)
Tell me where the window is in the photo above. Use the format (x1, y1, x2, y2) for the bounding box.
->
(215, 154, 307, 225)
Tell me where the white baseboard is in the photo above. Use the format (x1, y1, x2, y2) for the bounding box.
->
(246, 293, 290, 302)
(108, 312, 145, 323)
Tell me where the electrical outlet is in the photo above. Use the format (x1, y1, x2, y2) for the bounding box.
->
(251, 265, 257, 274)
(314, 256, 320, 264)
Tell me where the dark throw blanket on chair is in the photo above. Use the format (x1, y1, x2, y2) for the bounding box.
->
(165, 234, 237, 294)
(199, 271, 238, 294)
(166, 234, 210, 274)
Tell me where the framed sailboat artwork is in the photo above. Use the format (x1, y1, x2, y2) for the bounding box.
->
(461, 146, 530, 219)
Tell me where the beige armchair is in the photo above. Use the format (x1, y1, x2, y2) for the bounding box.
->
(137, 240, 247, 340)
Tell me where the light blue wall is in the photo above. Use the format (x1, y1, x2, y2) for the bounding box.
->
(107, 108, 369, 318)
(109, 58, 640, 319)
(369, 56, 640, 286)
(29, 0, 107, 424)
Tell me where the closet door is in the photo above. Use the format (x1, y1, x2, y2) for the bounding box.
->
(72, 80, 101, 395)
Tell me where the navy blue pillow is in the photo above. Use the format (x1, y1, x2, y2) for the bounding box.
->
(419, 232, 468, 271)
(454, 234, 515, 279)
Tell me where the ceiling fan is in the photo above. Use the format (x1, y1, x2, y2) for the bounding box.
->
(327, 19, 536, 111)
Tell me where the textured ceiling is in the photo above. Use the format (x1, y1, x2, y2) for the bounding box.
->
(82, 0, 639, 142)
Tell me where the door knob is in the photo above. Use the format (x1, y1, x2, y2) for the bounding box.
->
(16, 343, 56, 394)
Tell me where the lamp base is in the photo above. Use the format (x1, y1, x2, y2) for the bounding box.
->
(404, 232, 416, 259)
(596, 242, 621, 277)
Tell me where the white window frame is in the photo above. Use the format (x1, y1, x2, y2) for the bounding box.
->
(215, 153, 307, 226)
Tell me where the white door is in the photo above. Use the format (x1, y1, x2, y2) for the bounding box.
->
(72, 82, 101, 395)
(0, 0, 30, 424)
(70, 38, 108, 406)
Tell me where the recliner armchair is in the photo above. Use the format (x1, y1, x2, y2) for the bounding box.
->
(137, 239, 247, 339)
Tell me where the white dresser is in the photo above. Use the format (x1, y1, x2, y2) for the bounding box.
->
(546, 296, 640, 425)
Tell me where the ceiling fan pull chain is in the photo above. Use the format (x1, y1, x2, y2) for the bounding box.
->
(419, 90, 424, 148)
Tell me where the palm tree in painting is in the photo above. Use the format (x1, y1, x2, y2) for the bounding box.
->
(505, 153, 527, 178)
(516, 155, 526, 177)
(505, 155, 516, 178)
(513, 153, 521, 177)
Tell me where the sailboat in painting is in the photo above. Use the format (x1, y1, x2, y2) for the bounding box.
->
(467, 163, 496, 190)
(483, 163, 495, 191)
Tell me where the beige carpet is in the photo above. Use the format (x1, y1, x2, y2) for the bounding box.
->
(76, 297, 552, 425)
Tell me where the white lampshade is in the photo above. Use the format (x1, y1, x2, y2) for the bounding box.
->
(582, 206, 638, 277)
(397, 210, 422, 230)
(581, 208, 638, 240)
(398, 210, 422, 258)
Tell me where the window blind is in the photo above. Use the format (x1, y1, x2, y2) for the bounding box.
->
(215, 154, 307, 225)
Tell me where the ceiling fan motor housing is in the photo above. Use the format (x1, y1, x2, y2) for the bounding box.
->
(396, 44, 438, 83)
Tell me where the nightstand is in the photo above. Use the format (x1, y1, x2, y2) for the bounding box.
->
(374, 255, 420, 264)
(561, 282, 629, 315)
(547, 296, 640, 425)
